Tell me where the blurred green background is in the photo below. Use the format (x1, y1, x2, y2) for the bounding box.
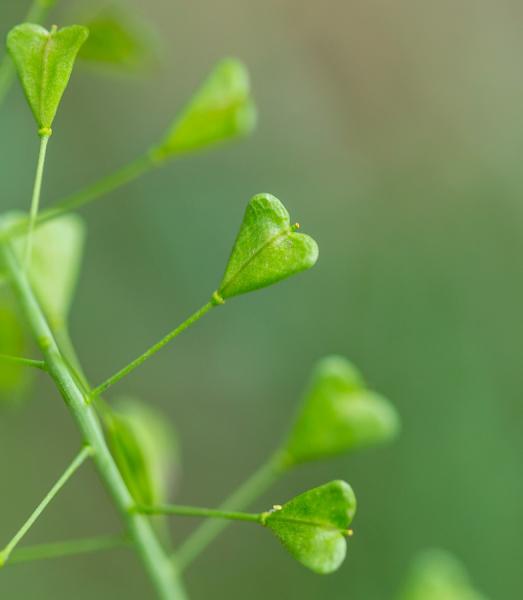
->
(1, 0, 522, 598)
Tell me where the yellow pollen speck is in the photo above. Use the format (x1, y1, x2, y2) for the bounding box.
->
(347, 529, 354, 537)
(272, 504, 282, 511)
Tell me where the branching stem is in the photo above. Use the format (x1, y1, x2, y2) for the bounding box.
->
(0, 353, 46, 370)
(6, 534, 129, 566)
(38, 151, 158, 224)
(0, 245, 188, 600)
(135, 504, 262, 524)
(174, 453, 288, 572)
(91, 300, 216, 399)
(0, 446, 92, 567)
(0, 150, 164, 245)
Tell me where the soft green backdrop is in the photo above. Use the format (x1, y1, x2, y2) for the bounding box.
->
(1, 0, 522, 598)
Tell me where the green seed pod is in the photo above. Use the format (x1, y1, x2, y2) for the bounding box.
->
(0, 299, 32, 405)
(78, 8, 156, 72)
(217, 193, 318, 301)
(283, 355, 400, 465)
(263, 480, 356, 574)
(11, 214, 85, 329)
(104, 397, 179, 506)
(399, 549, 489, 600)
(155, 58, 256, 158)
(7, 23, 88, 133)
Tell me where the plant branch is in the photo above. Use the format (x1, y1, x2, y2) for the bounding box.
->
(174, 453, 288, 572)
(6, 534, 129, 566)
(0, 151, 160, 248)
(141, 501, 354, 541)
(25, 133, 50, 267)
(135, 504, 262, 524)
(0, 151, 160, 245)
(0, 446, 92, 567)
(38, 151, 159, 225)
(0, 244, 188, 600)
(91, 300, 217, 399)
(0, 353, 46, 370)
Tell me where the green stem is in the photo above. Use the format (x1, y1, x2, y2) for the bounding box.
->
(0, 0, 52, 108)
(38, 151, 157, 225)
(136, 504, 262, 524)
(55, 326, 84, 377)
(54, 324, 92, 395)
(6, 534, 129, 566)
(0, 245, 188, 600)
(0, 353, 46, 370)
(0, 151, 160, 245)
(25, 134, 50, 267)
(0, 446, 92, 566)
(174, 453, 288, 572)
(91, 300, 216, 399)
(0, 151, 161, 242)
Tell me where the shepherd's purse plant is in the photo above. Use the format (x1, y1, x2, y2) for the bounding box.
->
(0, 2, 400, 598)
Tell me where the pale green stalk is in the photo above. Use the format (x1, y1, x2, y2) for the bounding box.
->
(0, 151, 159, 245)
(7, 535, 129, 565)
(0, 245, 188, 600)
(38, 151, 158, 224)
(0, 446, 92, 566)
(136, 504, 263, 524)
(25, 134, 50, 267)
(174, 453, 288, 572)
(0, 354, 46, 370)
(91, 300, 216, 399)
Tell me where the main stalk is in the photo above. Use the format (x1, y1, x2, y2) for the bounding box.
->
(1, 245, 187, 600)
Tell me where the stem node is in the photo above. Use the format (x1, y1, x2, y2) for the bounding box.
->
(38, 127, 52, 137)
